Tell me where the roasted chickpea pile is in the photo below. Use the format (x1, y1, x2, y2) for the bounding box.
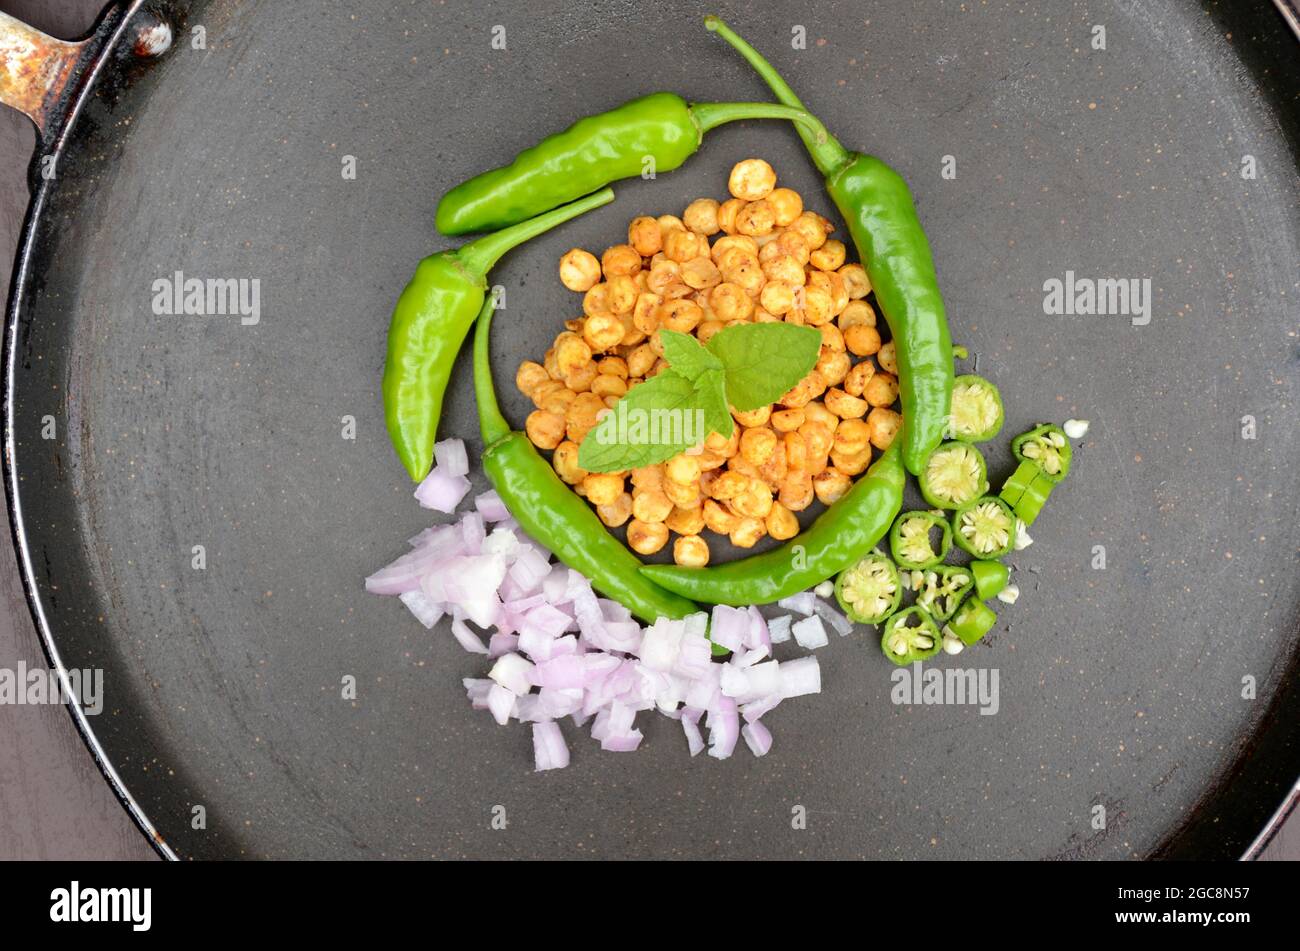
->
(516, 159, 903, 567)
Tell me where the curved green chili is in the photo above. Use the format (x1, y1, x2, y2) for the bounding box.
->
(640, 444, 905, 606)
(436, 93, 821, 235)
(385, 188, 615, 482)
(472, 297, 699, 624)
(703, 17, 953, 477)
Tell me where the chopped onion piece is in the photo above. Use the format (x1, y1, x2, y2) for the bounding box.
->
(706, 698, 740, 760)
(489, 653, 534, 695)
(413, 468, 471, 513)
(463, 678, 493, 710)
(814, 600, 853, 637)
(744, 606, 772, 654)
(791, 615, 829, 650)
(450, 617, 489, 655)
(682, 716, 705, 756)
(488, 633, 519, 658)
(741, 720, 773, 757)
(778, 657, 821, 699)
(741, 693, 781, 723)
(767, 615, 793, 644)
(532, 721, 569, 771)
(487, 684, 515, 725)
(640, 617, 685, 671)
(398, 590, 444, 629)
(709, 604, 749, 652)
(433, 438, 469, 477)
(475, 489, 510, 521)
(777, 591, 816, 616)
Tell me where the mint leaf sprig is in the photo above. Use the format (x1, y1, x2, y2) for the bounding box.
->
(578, 323, 820, 473)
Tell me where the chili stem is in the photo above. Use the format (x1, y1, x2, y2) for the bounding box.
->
(472, 296, 510, 444)
(688, 101, 828, 144)
(703, 16, 850, 178)
(457, 186, 615, 278)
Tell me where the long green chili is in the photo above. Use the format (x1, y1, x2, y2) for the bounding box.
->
(385, 188, 615, 481)
(473, 297, 699, 624)
(704, 17, 953, 477)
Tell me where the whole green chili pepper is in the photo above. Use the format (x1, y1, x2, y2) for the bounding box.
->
(881, 606, 942, 665)
(436, 93, 820, 235)
(385, 188, 615, 482)
(918, 440, 988, 510)
(889, 510, 952, 570)
(946, 374, 1004, 442)
(952, 495, 1016, 558)
(834, 552, 902, 625)
(472, 296, 699, 624)
(948, 598, 998, 646)
(640, 444, 905, 606)
(705, 17, 953, 477)
(970, 560, 1009, 601)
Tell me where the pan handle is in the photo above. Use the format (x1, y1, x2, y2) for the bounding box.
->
(0, 13, 85, 135)
(0, 3, 170, 141)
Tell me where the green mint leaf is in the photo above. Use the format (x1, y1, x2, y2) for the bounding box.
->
(705, 322, 823, 412)
(659, 329, 723, 382)
(694, 367, 734, 442)
(578, 370, 710, 473)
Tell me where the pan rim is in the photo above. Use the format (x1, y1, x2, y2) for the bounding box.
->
(2, 0, 177, 862)
(2, 0, 1296, 862)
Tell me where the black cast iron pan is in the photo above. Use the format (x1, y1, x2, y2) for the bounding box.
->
(4, 0, 1298, 859)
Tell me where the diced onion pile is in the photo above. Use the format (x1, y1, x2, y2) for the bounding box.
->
(369, 440, 839, 772)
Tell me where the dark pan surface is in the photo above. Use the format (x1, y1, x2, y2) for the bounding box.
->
(7, 0, 1299, 859)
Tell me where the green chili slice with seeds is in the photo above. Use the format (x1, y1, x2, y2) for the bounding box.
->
(834, 552, 902, 625)
(946, 374, 1004, 443)
(889, 510, 952, 570)
(953, 495, 1016, 558)
(908, 564, 973, 622)
(881, 606, 943, 665)
(918, 440, 988, 510)
(1012, 424, 1072, 482)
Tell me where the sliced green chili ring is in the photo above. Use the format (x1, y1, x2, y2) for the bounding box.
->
(1011, 424, 1072, 483)
(880, 606, 943, 666)
(908, 564, 973, 623)
(970, 560, 1009, 600)
(889, 510, 952, 570)
(946, 374, 1004, 443)
(948, 598, 998, 646)
(918, 440, 988, 510)
(952, 495, 1016, 558)
(999, 460, 1054, 526)
(834, 553, 902, 625)
(999, 460, 1039, 506)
